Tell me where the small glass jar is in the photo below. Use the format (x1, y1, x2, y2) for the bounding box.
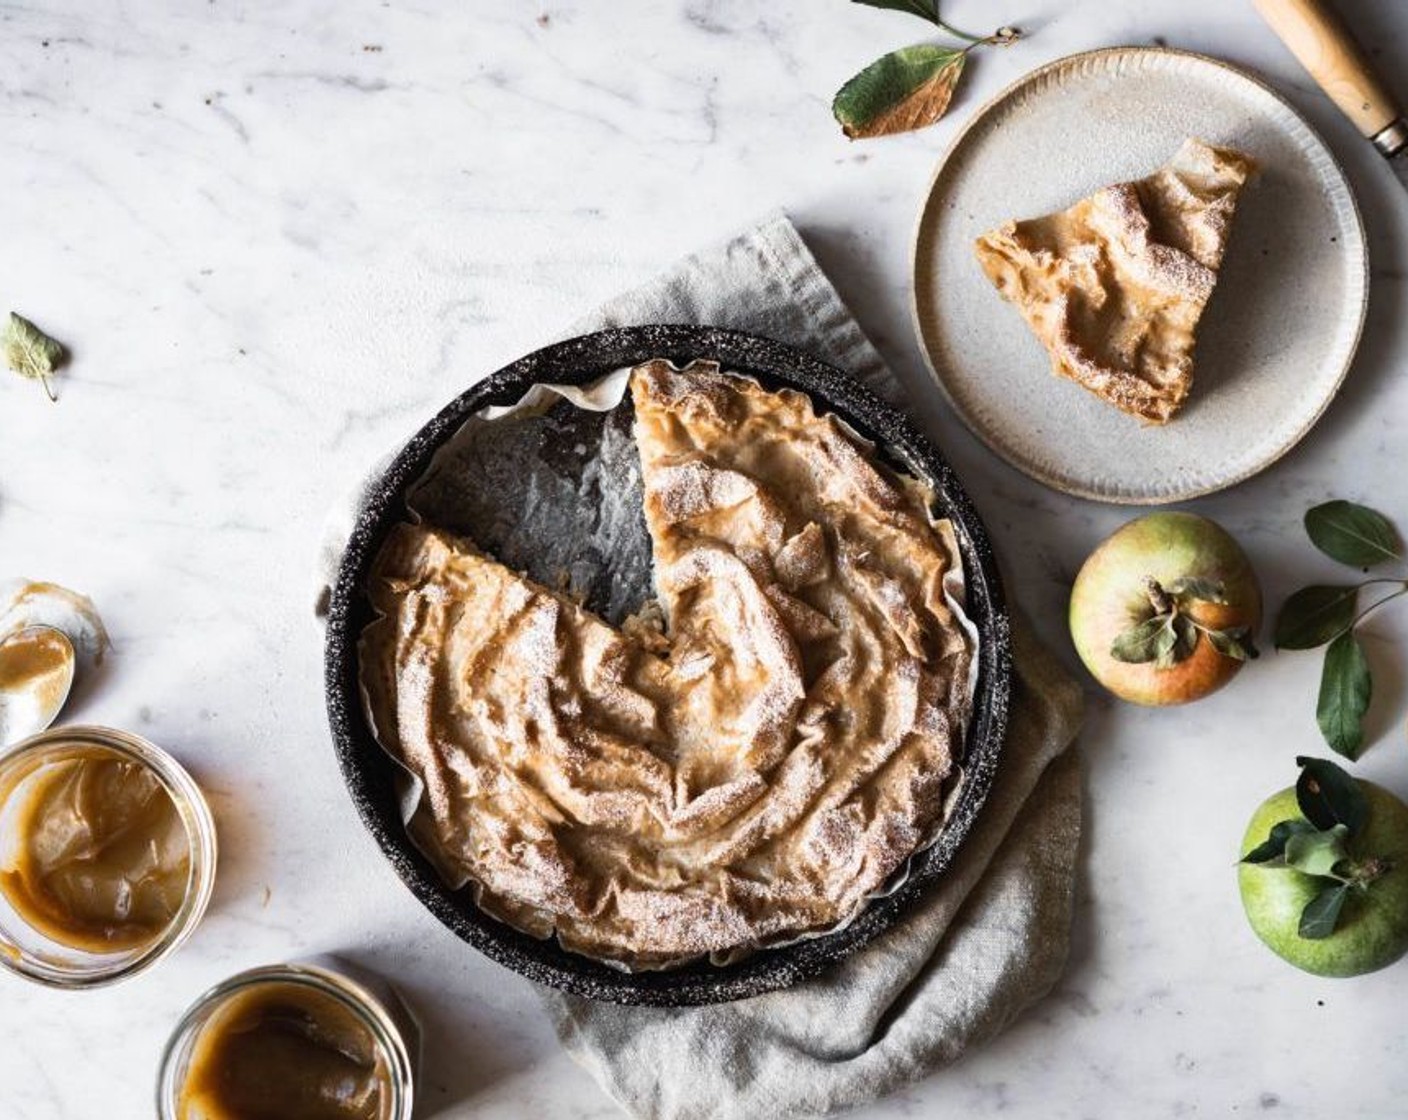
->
(0, 725, 217, 988)
(157, 960, 418, 1120)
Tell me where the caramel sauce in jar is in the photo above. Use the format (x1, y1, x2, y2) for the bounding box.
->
(172, 975, 408, 1120)
(161, 963, 416, 1120)
(0, 744, 192, 952)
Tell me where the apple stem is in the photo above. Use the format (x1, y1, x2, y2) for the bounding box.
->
(1144, 577, 1174, 616)
(1347, 856, 1393, 887)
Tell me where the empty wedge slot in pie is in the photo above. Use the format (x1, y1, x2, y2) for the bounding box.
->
(973, 137, 1256, 424)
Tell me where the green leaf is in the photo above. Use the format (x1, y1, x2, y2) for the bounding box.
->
(1153, 621, 1180, 666)
(1305, 501, 1401, 568)
(850, 0, 939, 22)
(1284, 823, 1350, 877)
(1206, 625, 1258, 661)
(1166, 577, 1227, 604)
(833, 44, 967, 139)
(1275, 585, 1359, 650)
(1109, 616, 1167, 664)
(1162, 613, 1198, 668)
(1315, 633, 1373, 759)
(1241, 818, 1317, 864)
(2, 312, 66, 401)
(1298, 881, 1350, 939)
(1295, 756, 1368, 834)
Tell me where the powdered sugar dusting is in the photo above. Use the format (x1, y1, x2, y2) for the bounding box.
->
(974, 137, 1254, 424)
(359, 361, 976, 968)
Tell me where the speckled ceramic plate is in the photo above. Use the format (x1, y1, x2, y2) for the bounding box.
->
(325, 325, 1011, 1006)
(912, 47, 1368, 504)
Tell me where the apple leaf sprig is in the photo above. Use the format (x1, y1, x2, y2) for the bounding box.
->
(833, 1, 1023, 140)
(1242, 757, 1390, 939)
(1275, 500, 1404, 760)
(1109, 576, 1258, 668)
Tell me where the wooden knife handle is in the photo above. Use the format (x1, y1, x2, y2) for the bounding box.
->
(1252, 0, 1401, 140)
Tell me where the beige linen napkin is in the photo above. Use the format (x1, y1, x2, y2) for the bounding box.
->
(316, 213, 1084, 1119)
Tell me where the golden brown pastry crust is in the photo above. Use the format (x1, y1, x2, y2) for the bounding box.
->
(360, 361, 974, 967)
(974, 138, 1255, 424)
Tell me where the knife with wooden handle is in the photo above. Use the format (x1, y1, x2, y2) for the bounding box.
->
(1253, 0, 1408, 185)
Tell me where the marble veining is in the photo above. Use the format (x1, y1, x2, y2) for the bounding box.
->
(2, 1, 1408, 1117)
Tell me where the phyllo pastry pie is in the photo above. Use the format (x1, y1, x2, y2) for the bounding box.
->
(974, 137, 1256, 424)
(359, 360, 976, 968)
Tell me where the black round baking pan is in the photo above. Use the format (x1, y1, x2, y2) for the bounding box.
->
(325, 324, 1012, 1006)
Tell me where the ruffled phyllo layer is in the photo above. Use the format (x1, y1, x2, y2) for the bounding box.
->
(360, 360, 974, 967)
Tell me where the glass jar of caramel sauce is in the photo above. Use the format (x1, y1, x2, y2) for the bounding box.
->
(0, 725, 216, 986)
(158, 960, 418, 1120)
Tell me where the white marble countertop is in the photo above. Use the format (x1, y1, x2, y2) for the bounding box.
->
(4, 1, 1408, 1116)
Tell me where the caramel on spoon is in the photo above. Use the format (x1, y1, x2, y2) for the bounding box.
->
(0, 626, 76, 748)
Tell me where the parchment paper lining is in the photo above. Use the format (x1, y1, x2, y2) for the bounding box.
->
(358, 361, 980, 971)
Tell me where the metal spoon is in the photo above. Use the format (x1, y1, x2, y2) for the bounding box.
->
(0, 625, 76, 747)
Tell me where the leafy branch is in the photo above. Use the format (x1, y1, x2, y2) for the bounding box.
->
(1242, 757, 1390, 940)
(833, 1, 1024, 140)
(1275, 500, 1405, 760)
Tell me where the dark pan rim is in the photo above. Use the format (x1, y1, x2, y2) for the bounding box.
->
(324, 325, 1012, 1006)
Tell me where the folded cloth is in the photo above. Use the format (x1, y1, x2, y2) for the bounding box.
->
(314, 212, 1084, 1120)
